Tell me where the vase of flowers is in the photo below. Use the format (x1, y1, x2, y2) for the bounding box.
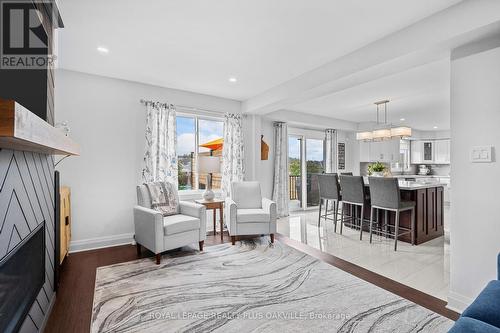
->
(368, 162, 386, 177)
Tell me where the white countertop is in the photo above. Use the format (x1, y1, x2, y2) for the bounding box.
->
(391, 174, 450, 179)
(363, 177, 447, 190)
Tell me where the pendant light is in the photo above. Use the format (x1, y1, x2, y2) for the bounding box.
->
(356, 100, 412, 141)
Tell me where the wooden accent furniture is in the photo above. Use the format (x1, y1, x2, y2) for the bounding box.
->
(0, 99, 80, 155)
(59, 186, 72, 264)
(195, 199, 224, 241)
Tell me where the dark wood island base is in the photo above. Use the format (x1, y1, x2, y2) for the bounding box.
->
(344, 185, 445, 245)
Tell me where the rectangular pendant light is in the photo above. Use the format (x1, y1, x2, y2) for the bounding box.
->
(356, 131, 373, 141)
(390, 126, 412, 138)
(372, 128, 391, 140)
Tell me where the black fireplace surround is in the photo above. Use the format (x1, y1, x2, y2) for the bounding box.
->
(0, 222, 45, 333)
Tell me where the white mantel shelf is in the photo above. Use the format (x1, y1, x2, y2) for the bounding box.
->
(0, 99, 80, 156)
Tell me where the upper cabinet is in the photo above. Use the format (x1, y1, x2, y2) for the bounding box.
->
(360, 139, 401, 163)
(411, 139, 450, 164)
(434, 140, 451, 164)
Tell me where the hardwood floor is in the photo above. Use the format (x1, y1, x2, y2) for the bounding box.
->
(44, 232, 458, 333)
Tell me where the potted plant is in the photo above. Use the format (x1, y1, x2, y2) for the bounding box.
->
(368, 162, 386, 177)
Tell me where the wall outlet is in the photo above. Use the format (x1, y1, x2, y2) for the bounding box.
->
(471, 146, 493, 163)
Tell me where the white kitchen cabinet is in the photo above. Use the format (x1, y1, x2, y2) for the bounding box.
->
(359, 141, 370, 162)
(434, 140, 451, 164)
(411, 141, 423, 164)
(411, 139, 450, 164)
(369, 141, 382, 161)
(366, 139, 401, 162)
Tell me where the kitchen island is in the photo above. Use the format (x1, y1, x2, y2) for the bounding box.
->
(344, 179, 445, 245)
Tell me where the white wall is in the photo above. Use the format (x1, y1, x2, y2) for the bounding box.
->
(55, 69, 240, 252)
(243, 115, 275, 199)
(337, 130, 360, 175)
(448, 39, 500, 312)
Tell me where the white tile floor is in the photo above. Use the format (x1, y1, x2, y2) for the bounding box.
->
(277, 206, 450, 300)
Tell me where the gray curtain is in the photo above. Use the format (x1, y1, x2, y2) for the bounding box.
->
(325, 129, 336, 173)
(141, 102, 178, 186)
(272, 122, 289, 217)
(221, 113, 245, 198)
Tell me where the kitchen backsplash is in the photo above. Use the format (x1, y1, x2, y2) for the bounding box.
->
(360, 162, 450, 176)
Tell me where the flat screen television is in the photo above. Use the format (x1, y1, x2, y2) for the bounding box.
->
(0, 222, 45, 333)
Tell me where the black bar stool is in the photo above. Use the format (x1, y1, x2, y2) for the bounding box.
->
(368, 177, 415, 251)
(339, 175, 369, 239)
(317, 173, 341, 231)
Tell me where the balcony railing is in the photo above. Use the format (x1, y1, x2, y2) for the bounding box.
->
(289, 175, 300, 200)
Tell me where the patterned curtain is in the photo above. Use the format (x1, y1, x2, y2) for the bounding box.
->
(272, 122, 289, 217)
(325, 129, 336, 173)
(141, 102, 178, 187)
(221, 113, 245, 198)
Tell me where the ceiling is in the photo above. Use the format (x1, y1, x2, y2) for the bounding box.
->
(58, 0, 462, 102)
(289, 59, 451, 130)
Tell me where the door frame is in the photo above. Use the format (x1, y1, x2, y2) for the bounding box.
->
(288, 127, 327, 211)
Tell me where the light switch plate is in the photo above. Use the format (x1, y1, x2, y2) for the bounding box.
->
(471, 146, 493, 163)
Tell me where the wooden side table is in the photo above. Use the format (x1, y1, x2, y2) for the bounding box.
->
(195, 199, 224, 241)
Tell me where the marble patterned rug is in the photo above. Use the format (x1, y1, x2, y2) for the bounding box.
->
(92, 238, 453, 333)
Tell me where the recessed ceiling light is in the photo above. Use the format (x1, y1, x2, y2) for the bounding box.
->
(433, 126, 438, 129)
(97, 46, 109, 54)
(228, 77, 237, 83)
(400, 118, 405, 121)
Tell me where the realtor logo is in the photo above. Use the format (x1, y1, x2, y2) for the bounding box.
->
(1, 0, 54, 69)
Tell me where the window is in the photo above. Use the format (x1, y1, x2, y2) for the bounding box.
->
(176, 115, 224, 191)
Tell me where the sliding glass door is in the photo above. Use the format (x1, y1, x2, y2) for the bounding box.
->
(306, 139, 325, 208)
(288, 133, 325, 210)
(288, 136, 303, 211)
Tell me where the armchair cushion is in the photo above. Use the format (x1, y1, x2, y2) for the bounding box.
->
(461, 280, 500, 329)
(163, 214, 200, 236)
(231, 181, 262, 209)
(449, 317, 500, 333)
(237, 209, 270, 223)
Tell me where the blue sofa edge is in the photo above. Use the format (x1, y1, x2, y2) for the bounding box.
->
(448, 253, 500, 333)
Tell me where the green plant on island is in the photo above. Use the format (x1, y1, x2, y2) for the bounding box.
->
(368, 161, 386, 175)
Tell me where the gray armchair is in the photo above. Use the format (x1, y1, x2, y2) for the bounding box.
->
(225, 181, 277, 245)
(134, 184, 206, 264)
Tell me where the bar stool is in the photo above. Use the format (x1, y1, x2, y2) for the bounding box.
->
(339, 175, 369, 239)
(317, 173, 341, 231)
(368, 177, 415, 251)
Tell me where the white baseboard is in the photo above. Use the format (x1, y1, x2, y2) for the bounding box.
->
(447, 291, 473, 313)
(69, 233, 135, 253)
(41, 292, 56, 333)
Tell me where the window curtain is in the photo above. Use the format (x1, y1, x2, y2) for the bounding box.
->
(325, 129, 336, 173)
(141, 102, 178, 187)
(221, 113, 245, 198)
(272, 122, 289, 217)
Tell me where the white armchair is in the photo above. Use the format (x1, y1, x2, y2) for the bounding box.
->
(225, 181, 277, 245)
(134, 184, 206, 264)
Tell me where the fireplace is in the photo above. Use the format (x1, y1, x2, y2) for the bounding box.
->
(0, 222, 45, 333)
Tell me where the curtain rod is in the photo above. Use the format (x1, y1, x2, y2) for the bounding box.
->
(139, 99, 245, 118)
(140, 99, 224, 115)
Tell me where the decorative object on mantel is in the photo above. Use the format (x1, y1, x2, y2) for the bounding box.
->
(261, 135, 269, 160)
(356, 100, 412, 141)
(55, 121, 70, 136)
(199, 155, 220, 201)
(0, 99, 80, 155)
(368, 161, 386, 177)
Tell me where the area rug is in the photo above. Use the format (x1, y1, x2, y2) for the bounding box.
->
(91, 238, 453, 333)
